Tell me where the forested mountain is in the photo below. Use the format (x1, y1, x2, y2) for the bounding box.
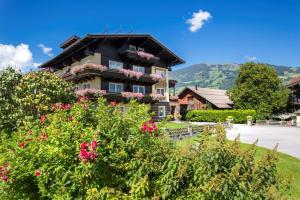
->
(170, 63, 300, 92)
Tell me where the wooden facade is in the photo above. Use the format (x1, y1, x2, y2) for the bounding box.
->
(287, 77, 300, 112)
(39, 34, 184, 118)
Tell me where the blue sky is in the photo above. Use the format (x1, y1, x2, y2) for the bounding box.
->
(1, 0, 300, 71)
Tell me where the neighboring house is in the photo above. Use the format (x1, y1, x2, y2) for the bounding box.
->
(39, 34, 184, 118)
(176, 86, 233, 116)
(287, 77, 300, 112)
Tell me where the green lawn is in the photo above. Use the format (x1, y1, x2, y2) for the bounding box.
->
(175, 136, 300, 199)
(160, 121, 195, 129)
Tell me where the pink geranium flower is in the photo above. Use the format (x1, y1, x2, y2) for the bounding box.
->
(35, 170, 41, 177)
(40, 115, 47, 124)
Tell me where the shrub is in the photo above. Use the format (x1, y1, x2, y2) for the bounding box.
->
(186, 109, 256, 123)
(0, 98, 287, 199)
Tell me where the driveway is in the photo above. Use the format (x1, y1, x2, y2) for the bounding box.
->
(226, 125, 300, 158)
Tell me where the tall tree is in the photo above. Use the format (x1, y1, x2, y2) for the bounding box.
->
(228, 62, 289, 119)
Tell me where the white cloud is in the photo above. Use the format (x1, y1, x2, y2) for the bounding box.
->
(37, 44, 53, 57)
(244, 55, 257, 61)
(186, 9, 211, 32)
(0, 43, 39, 71)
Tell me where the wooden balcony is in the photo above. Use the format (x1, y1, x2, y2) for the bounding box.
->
(61, 68, 159, 85)
(119, 49, 160, 66)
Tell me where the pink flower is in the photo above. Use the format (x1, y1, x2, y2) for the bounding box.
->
(18, 142, 26, 149)
(91, 140, 97, 150)
(68, 115, 73, 121)
(80, 142, 88, 149)
(121, 92, 144, 100)
(40, 115, 47, 124)
(40, 133, 48, 140)
(137, 51, 154, 60)
(141, 121, 158, 134)
(70, 63, 107, 75)
(27, 130, 33, 135)
(109, 101, 117, 106)
(75, 89, 106, 97)
(61, 103, 72, 111)
(1, 175, 8, 182)
(35, 170, 41, 177)
(118, 68, 144, 79)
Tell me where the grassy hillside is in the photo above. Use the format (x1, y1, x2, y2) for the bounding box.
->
(170, 63, 300, 92)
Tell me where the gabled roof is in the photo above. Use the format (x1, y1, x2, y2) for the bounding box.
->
(178, 86, 233, 109)
(287, 77, 300, 88)
(39, 34, 185, 68)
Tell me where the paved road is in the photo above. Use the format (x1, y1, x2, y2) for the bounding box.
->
(227, 125, 300, 158)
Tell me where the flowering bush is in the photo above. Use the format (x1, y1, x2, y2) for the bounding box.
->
(0, 99, 288, 199)
(75, 88, 106, 97)
(137, 51, 155, 60)
(118, 68, 144, 79)
(150, 74, 163, 81)
(150, 93, 164, 101)
(70, 63, 107, 75)
(121, 92, 144, 100)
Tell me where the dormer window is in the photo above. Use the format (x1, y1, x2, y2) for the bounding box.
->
(129, 45, 136, 51)
(137, 47, 144, 52)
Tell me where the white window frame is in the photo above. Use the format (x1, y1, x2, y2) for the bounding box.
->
(156, 88, 165, 96)
(109, 82, 124, 93)
(133, 85, 145, 94)
(109, 60, 123, 69)
(158, 106, 166, 118)
(132, 65, 145, 73)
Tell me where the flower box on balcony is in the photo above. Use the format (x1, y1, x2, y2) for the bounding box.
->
(150, 74, 164, 81)
(150, 93, 165, 101)
(121, 92, 144, 100)
(137, 51, 155, 60)
(118, 68, 144, 79)
(70, 63, 107, 75)
(75, 88, 106, 97)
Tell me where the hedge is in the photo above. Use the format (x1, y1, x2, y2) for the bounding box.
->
(186, 110, 256, 124)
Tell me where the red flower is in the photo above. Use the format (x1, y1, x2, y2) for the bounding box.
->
(141, 121, 158, 134)
(109, 101, 117, 107)
(1, 175, 8, 182)
(91, 140, 97, 150)
(40, 115, 47, 124)
(35, 170, 41, 177)
(40, 133, 48, 140)
(18, 142, 26, 149)
(80, 142, 88, 149)
(68, 115, 73, 121)
(61, 103, 72, 111)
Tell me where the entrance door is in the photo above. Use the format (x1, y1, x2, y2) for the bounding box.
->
(158, 106, 166, 118)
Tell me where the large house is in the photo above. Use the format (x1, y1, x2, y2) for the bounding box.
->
(287, 77, 300, 112)
(39, 34, 184, 118)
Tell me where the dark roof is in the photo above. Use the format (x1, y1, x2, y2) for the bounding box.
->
(60, 35, 81, 49)
(39, 34, 185, 68)
(178, 86, 233, 109)
(287, 77, 300, 88)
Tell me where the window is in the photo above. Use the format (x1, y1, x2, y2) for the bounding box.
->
(83, 84, 90, 89)
(158, 106, 166, 118)
(155, 69, 165, 78)
(109, 82, 124, 93)
(133, 65, 145, 73)
(188, 97, 195, 110)
(109, 60, 123, 69)
(156, 88, 165, 96)
(133, 85, 145, 94)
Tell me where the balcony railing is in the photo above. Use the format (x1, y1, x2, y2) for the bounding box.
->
(62, 65, 163, 85)
(120, 49, 160, 64)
